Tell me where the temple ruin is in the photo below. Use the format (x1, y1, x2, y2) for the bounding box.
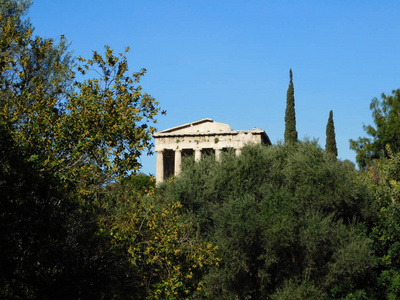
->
(153, 118, 271, 183)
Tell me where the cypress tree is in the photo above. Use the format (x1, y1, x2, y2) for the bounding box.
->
(325, 110, 338, 158)
(284, 69, 298, 144)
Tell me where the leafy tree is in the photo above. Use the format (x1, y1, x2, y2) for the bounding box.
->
(99, 182, 220, 299)
(350, 89, 400, 169)
(0, 0, 72, 102)
(61, 47, 164, 187)
(361, 148, 400, 299)
(0, 1, 164, 194)
(284, 69, 298, 144)
(326, 110, 338, 158)
(0, 0, 72, 148)
(0, 120, 128, 299)
(163, 142, 376, 299)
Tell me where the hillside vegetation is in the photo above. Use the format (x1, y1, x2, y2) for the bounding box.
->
(2, 1, 400, 299)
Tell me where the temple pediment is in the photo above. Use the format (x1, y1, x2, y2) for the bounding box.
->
(153, 118, 232, 136)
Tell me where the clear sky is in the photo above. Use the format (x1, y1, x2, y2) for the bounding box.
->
(29, 1, 400, 175)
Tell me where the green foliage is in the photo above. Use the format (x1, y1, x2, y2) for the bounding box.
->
(284, 69, 298, 144)
(8, 2, 400, 299)
(0, 1, 164, 194)
(163, 142, 375, 299)
(326, 110, 338, 158)
(0, 119, 214, 299)
(1, 1, 180, 298)
(350, 89, 400, 168)
(121, 173, 155, 194)
(271, 280, 325, 300)
(0, 122, 126, 299)
(99, 182, 220, 299)
(362, 149, 400, 299)
(0, 0, 72, 104)
(63, 46, 164, 186)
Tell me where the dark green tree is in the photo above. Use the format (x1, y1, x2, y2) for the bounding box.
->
(162, 142, 376, 299)
(0, 120, 129, 299)
(360, 148, 400, 299)
(284, 69, 298, 144)
(325, 110, 338, 158)
(1, 0, 164, 192)
(350, 89, 400, 169)
(0, 0, 73, 117)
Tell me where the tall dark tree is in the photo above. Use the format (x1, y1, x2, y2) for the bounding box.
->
(325, 110, 338, 158)
(284, 69, 298, 143)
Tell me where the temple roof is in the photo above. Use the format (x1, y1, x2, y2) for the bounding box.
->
(153, 118, 271, 145)
(153, 118, 232, 136)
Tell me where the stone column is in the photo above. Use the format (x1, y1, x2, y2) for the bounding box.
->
(195, 148, 202, 161)
(235, 148, 242, 156)
(174, 149, 182, 176)
(215, 148, 222, 161)
(156, 150, 164, 183)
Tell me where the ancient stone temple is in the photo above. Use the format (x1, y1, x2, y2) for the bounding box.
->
(153, 118, 271, 183)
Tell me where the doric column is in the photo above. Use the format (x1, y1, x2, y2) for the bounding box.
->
(156, 150, 164, 183)
(174, 149, 182, 176)
(235, 148, 242, 156)
(215, 148, 222, 161)
(195, 148, 202, 161)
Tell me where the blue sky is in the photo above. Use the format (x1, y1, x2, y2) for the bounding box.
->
(29, 1, 400, 175)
